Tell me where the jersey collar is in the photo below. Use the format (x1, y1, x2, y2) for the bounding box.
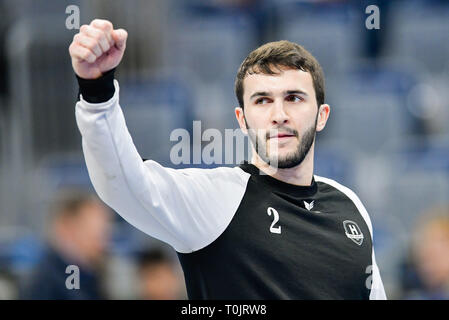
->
(239, 161, 318, 198)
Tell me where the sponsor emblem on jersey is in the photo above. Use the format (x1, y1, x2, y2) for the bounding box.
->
(303, 200, 314, 211)
(343, 220, 364, 246)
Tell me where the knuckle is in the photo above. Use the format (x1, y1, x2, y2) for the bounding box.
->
(92, 19, 112, 30)
(92, 40, 101, 50)
(87, 41, 96, 51)
(92, 44, 101, 54)
(101, 21, 113, 31)
(83, 52, 93, 61)
(69, 42, 78, 53)
(86, 25, 98, 38)
(93, 46, 101, 55)
(98, 34, 108, 45)
(91, 19, 101, 26)
(92, 30, 102, 41)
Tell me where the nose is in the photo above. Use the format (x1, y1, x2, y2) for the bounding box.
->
(271, 100, 289, 125)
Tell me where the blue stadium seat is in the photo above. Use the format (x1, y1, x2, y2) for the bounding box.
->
(0, 231, 44, 275)
(384, 1, 449, 74)
(273, 1, 362, 76)
(6, 15, 79, 163)
(363, 137, 449, 261)
(119, 75, 194, 166)
(383, 136, 449, 174)
(385, 170, 449, 231)
(38, 156, 93, 190)
(314, 141, 357, 189)
(163, 6, 258, 84)
(326, 64, 417, 153)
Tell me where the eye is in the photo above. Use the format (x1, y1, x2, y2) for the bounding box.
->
(285, 95, 303, 102)
(255, 97, 271, 105)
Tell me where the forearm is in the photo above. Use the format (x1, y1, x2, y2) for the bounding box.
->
(75, 79, 146, 207)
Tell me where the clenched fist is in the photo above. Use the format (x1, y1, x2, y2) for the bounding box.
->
(69, 19, 127, 79)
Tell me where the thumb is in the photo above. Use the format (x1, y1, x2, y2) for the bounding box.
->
(112, 29, 128, 50)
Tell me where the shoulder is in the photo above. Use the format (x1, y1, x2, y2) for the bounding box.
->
(314, 175, 360, 202)
(143, 160, 251, 185)
(178, 165, 251, 181)
(314, 175, 373, 237)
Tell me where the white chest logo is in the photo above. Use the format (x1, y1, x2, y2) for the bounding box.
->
(343, 220, 364, 246)
(304, 200, 314, 211)
(267, 207, 281, 234)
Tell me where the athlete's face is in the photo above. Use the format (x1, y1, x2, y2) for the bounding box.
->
(235, 65, 329, 168)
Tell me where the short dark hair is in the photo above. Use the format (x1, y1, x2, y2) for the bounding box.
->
(137, 248, 173, 271)
(49, 188, 100, 220)
(235, 40, 325, 109)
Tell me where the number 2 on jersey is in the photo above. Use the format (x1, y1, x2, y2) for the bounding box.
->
(267, 207, 281, 234)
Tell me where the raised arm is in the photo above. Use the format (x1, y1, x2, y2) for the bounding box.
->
(70, 19, 250, 253)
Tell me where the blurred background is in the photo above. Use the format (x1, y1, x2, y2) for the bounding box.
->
(0, 0, 448, 299)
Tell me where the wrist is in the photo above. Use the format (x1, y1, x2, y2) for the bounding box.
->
(76, 68, 116, 103)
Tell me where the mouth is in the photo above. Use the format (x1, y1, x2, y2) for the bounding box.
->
(269, 133, 296, 139)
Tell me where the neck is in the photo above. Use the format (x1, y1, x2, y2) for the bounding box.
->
(251, 143, 315, 186)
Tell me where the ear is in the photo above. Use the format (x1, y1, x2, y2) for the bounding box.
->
(235, 107, 248, 134)
(316, 104, 330, 132)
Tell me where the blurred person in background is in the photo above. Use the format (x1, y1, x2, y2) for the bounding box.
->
(136, 248, 186, 300)
(20, 189, 112, 299)
(405, 207, 449, 300)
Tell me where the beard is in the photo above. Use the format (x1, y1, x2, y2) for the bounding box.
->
(245, 113, 317, 169)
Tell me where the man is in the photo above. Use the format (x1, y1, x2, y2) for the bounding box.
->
(70, 19, 386, 299)
(21, 189, 111, 299)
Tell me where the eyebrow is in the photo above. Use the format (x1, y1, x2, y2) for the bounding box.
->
(249, 90, 308, 100)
